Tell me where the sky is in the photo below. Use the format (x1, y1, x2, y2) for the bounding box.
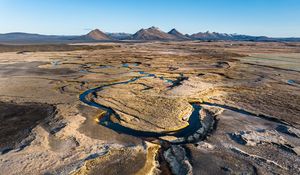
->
(0, 0, 299, 37)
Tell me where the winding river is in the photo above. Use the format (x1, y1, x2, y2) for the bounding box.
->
(79, 70, 205, 144)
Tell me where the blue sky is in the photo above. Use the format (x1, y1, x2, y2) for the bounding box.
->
(0, 0, 299, 37)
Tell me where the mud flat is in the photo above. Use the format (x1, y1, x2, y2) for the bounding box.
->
(0, 41, 299, 174)
(0, 102, 56, 153)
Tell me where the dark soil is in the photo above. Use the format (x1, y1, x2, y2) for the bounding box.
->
(0, 102, 56, 151)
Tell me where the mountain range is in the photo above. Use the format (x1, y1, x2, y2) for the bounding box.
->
(132, 26, 177, 40)
(0, 27, 299, 43)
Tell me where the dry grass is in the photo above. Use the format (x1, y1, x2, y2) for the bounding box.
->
(0, 44, 118, 53)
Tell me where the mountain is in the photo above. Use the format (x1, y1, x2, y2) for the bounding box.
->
(132, 26, 177, 40)
(168, 28, 191, 40)
(190, 31, 233, 40)
(0, 32, 75, 44)
(78, 29, 111, 41)
(190, 31, 271, 41)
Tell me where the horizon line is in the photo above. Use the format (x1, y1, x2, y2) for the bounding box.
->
(1, 27, 299, 38)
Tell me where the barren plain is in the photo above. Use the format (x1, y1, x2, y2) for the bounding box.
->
(0, 41, 299, 175)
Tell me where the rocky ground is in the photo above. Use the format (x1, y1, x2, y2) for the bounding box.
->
(0, 41, 299, 175)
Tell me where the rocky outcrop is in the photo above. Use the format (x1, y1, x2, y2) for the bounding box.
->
(171, 107, 216, 144)
(163, 145, 192, 175)
(230, 130, 299, 155)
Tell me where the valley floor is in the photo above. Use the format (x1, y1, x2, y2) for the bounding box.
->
(0, 41, 299, 175)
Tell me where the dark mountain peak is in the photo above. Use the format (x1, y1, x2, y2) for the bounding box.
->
(168, 28, 179, 34)
(137, 28, 146, 32)
(148, 26, 160, 30)
(168, 28, 190, 40)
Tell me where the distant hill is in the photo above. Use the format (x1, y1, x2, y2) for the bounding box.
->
(0, 32, 75, 44)
(191, 31, 232, 40)
(76, 29, 111, 41)
(190, 31, 271, 41)
(168, 28, 191, 40)
(132, 27, 177, 40)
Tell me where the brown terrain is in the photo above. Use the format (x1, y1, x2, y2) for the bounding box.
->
(0, 41, 299, 175)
